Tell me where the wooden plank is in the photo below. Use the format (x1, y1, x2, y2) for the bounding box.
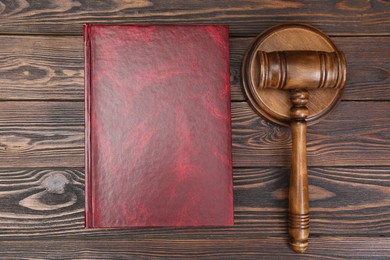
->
(0, 36, 388, 101)
(333, 37, 390, 101)
(0, 0, 388, 35)
(0, 167, 389, 238)
(232, 101, 390, 167)
(0, 101, 83, 126)
(0, 237, 389, 259)
(0, 168, 85, 237)
(0, 36, 84, 100)
(0, 126, 84, 167)
(0, 102, 84, 167)
(1, 101, 390, 167)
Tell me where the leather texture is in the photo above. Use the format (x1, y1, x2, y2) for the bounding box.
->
(85, 24, 233, 228)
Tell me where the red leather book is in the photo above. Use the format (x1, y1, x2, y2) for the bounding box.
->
(84, 24, 233, 228)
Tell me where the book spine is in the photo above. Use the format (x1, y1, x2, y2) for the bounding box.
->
(223, 25, 234, 225)
(84, 24, 93, 228)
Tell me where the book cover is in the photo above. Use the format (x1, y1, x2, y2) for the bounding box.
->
(85, 24, 233, 228)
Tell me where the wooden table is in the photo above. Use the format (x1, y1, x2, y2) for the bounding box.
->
(0, 1, 389, 258)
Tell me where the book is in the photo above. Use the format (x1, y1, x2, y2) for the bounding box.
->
(84, 24, 233, 228)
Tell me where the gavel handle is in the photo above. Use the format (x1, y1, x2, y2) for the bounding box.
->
(289, 89, 310, 253)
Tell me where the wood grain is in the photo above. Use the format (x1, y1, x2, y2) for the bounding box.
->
(0, 36, 388, 101)
(0, 102, 84, 167)
(0, 126, 84, 168)
(0, 236, 389, 259)
(0, 101, 83, 126)
(0, 167, 389, 238)
(0, 168, 84, 237)
(0, 36, 83, 100)
(0, 0, 388, 35)
(1, 101, 389, 168)
(233, 101, 390, 167)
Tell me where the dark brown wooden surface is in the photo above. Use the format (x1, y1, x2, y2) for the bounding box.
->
(1, 167, 389, 239)
(0, 36, 388, 101)
(233, 101, 390, 167)
(0, 0, 388, 35)
(1, 101, 389, 168)
(1, 237, 390, 259)
(0, 0, 389, 258)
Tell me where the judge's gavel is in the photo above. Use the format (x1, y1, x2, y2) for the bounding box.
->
(242, 25, 347, 253)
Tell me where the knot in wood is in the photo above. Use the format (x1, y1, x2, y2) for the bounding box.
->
(42, 172, 69, 194)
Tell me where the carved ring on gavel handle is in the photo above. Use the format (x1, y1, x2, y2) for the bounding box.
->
(241, 24, 347, 253)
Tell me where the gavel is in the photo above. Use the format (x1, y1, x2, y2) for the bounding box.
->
(257, 50, 346, 252)
(242, 24, 347, 253)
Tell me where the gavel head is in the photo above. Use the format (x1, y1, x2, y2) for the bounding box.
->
(242, 24, 347, 126)
(256, 51, 347, 90)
